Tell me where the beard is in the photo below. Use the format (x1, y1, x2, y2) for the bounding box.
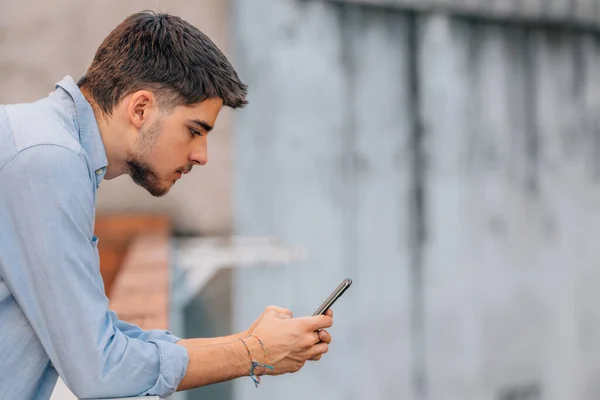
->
(126, 118, 170, 197)
(126, 158, 168, 197)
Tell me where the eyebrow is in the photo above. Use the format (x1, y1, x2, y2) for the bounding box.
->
(189, 119, 214, 132)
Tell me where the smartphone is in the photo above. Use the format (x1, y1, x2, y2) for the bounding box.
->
(312, 278, 353, 316)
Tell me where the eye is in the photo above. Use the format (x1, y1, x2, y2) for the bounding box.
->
(189, 127, 203, 137)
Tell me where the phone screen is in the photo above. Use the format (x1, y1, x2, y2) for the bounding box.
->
(312, 278, 353, 316)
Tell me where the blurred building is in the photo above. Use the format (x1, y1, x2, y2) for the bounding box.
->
(4, 1, 600, 400)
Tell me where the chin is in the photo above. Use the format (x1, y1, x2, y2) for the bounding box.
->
(143, 182, 171, 197)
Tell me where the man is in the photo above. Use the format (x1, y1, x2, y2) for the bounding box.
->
(0, 11, 333, 399)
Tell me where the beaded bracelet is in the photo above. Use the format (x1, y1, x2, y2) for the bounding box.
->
(239, 335, 274, 387)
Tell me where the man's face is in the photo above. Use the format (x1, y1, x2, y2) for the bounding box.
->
(126, 97, 223, 197)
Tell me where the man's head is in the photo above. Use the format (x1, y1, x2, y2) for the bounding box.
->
(78, 11, 247, 196)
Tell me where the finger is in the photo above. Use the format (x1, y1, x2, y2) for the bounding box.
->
(309, 342, 329, 358)
(266, 305, 293, 318)
(309, 354, 322, 361)
(277, 313, 292, 319)
(298, 315, 333, 331)
(302, 332, 321, 348)
(318, 329, 331, 344)
(313, 332, 321, 344)
(325, 309, 333, 318)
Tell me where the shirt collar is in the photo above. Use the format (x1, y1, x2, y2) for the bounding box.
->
(54, 76, 109, 180)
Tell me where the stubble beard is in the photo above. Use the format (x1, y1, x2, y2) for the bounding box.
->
(126, 118, 169, 197)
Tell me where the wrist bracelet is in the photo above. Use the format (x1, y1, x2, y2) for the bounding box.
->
(248, 334, 271, 375)
(239, 336, 274, 387)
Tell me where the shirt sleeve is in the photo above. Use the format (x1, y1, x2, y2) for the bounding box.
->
(0, 145, 188, 399)
(110, 311, 182, 344)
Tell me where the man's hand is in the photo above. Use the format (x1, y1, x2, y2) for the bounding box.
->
(248, 309, 333, 375)
(245, 306, 333, 361)
(245, 306, 333, 362)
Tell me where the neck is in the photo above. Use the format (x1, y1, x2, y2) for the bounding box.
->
(81, 87, 130, 180)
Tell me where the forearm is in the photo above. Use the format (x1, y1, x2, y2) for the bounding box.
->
(177, 338, 260, 391)
(177, 332, 245, 348)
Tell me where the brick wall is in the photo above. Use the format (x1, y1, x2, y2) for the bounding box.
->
(96, 214, 172, 330)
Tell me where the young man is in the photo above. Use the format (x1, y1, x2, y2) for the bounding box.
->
(0, 11, 333, 400)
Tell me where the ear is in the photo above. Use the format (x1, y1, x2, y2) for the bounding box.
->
(127, 90, 156, 130)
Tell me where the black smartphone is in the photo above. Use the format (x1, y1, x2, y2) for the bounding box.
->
(312, 278, 353, 316)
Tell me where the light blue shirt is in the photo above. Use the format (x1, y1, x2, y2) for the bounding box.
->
(0, 76, 189, 399)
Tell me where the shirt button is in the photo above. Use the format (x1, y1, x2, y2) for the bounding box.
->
(95, 168, 103, 176)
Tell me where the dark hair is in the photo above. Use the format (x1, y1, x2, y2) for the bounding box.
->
(78, 11, 247, 115)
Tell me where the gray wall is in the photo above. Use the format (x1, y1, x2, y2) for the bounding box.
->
(232, 1, 600, 400)
(0, 0, 234, 235)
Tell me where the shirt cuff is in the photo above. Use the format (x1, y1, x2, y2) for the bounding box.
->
(146, 330, 182, 344)
(141, 339, 189, 398)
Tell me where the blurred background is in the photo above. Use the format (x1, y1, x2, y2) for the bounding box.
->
(3, 0, 600, 400)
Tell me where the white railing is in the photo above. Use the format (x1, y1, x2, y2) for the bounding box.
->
(50, 378, 160, 400)
(172, 235, 306, 307)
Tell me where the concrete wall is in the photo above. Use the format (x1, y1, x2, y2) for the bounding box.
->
(0, 0, 234, 235)
(232, 1, 600, 400)
(232, 2, 413, 399)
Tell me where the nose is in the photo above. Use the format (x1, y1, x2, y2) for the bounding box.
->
(189, 140, 208, 166)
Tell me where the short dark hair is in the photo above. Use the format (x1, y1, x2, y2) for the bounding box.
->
(78, 11, 247, 115)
